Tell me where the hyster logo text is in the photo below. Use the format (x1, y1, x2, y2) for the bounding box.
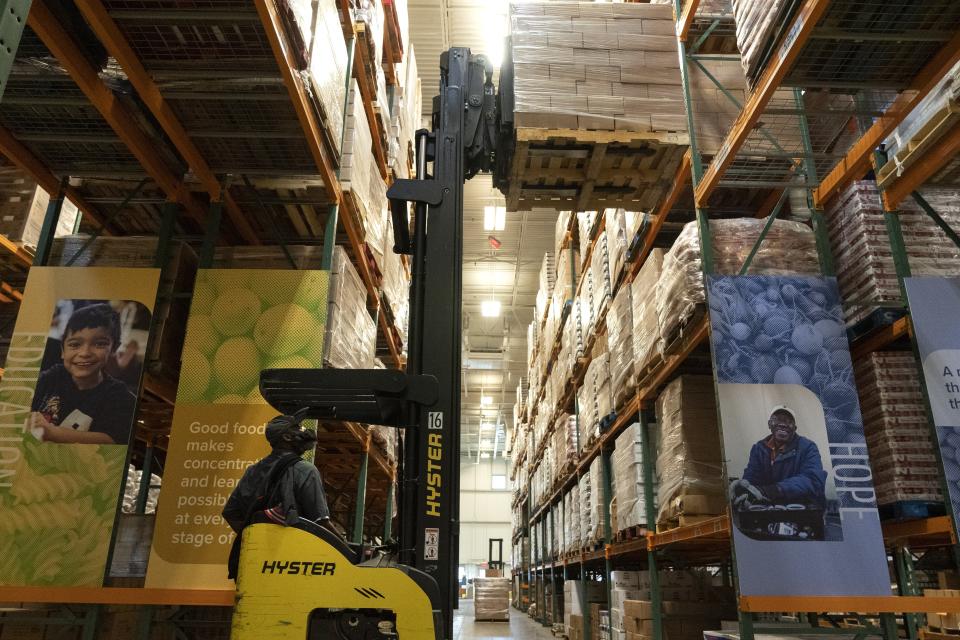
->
(426, 433, 442, 517)
(261, 561, 336, 576)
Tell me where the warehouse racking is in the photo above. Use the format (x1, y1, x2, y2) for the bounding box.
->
(0, 1, 413, 637)
(511, 1, 960, 639)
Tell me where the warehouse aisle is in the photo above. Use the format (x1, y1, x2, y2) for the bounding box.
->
(454, 599, 554, 639)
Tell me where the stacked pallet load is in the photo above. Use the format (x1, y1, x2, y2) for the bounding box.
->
(382, 222, 411, 350)
(879, 60, 960, 187)
(387, 45, 422, 179)
(826, 181, 960, 326)
(0, 164, 80, 249)
(622, 597, 735, 640)
(578, 352, 611, 447)
(612, 570, 734, 639)
(656, 376, 725, 528)
(474, 576, 510, 621)
(565, 579, 607, 640)
(657, 218, 821, 348)
(325, 246, 377, 369)
(854, 352, 943, 509)
(342, 80, 391, 280)
(578, 470, 594, 548)
(505, 2, 689, 210)
(731, 0, 799, 88)
(606, 279, 634, 410)
(351, 0, 390, 150)
(537, 251, 557, 328)
(611, 423, 656, 536)
(282, 0, 350, 156)
(632, 247, 665, 380)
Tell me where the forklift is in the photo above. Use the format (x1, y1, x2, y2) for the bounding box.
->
(230, 47, 513, 640)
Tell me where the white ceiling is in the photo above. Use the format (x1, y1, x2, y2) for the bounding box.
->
(409, 0, 555, 459)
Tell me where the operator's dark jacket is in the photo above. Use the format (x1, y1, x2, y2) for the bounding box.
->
(742, 434, 827, 508)
(222, 451, 330, 533)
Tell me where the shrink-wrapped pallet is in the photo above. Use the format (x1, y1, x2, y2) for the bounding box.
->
(342, 81, 390, 274)
(578, 211, 597, 265)
(279, 0, 349, 156)
(855, 352, 942, 505)
(325, 246, 377, 370)
(556, 210, 573, 256)
(655, 375, 724, 525)
(591, 231, 613, 323)
(884, 60, 960, 166)
(605, 208, 643, 284)
(536, 251, 557, 325)
(632, 248, 664, 374)
(612, 422, 656, 532)
(656, 218, 820, 345)
(731, 0, 798, 88)
(570, 483, 582, 551)
(586, 456, 606, 544)
(606, 283, 634, 409)
(826, 181, 960, 326)
(474, 577, 510, 621)
(578, 472, 592, 548)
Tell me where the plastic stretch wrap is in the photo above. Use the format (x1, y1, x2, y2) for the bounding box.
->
(537, 251, 557, 324)
(731, 0, 798, 88)
(578, 211, 597, 265)
(474, 577, 510, 621)
(578, 275, 595, 340)
(657, 218, 819, 343)
(591, 231, 613, 323)
(556, 210, 573, 255)
(611, 423, 657, 532)
(655, 375, 724, 524)
(550, 504, 560, 557)
(509, 2, 685, 132)
(578, 473, 592, 548)
(826, 181, 960, 326)
(605, 208, 632, 283)
(382, 222, 410, 351)
(556, 246, 576, 306)
(121, 465, 161, 514)
(570, 484, 582, 551)
(854, 352, 942, 505)
(370, 425, 397, 464)
(342, 81, 390, 273)
(632, 247, 664, 372)
(279, 0, 348, 157)
(885, 59, 960, 161)
(586, 456, 606, 543)
(325, 246, 377, 369)
(527, 320, 538, 369)
(593, 352, 614, 426)
(577, 382, 595, 453)
(554, 320, 576, 407)
(606, 283, 634, 410)
(0, 166, 79, 248)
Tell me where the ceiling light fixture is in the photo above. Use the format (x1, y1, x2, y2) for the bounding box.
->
(483, 205, 506, 231)
(481, 396, 493, 406)
(481, 299, 501, 317)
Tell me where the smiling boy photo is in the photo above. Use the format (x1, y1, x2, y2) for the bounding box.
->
(29, 302, 138, 445)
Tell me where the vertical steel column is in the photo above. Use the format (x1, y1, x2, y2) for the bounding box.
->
(894, 546, 919, 640)
(794, 88, 835, 276)
(33, 178, 68, 266)
(80, 606, 100, 640)
(601, 448, 614, 617)
(134, 437, 155, 515)
(352, 436, 370, 544)
(639, 409, 663, 640)
(0, 0, 32, 102)
(199, 201, 223, 269)
(384, 473, 394, 541)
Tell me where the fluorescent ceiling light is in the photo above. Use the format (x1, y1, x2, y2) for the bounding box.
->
(481, 396, 493, 406)
(481, 299, 501, 317)
(483, 206, 506, 231)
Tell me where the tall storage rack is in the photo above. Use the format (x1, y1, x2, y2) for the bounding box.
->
(0, 1, 411, 637)
(512, 0, 960, 638)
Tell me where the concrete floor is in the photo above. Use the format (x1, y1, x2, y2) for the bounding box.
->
(454, 599, 556, 639)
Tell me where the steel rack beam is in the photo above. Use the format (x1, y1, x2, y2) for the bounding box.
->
(814, 29, 960, 208)
(740, 596, 960, 614)
(694, 0, 831, 207)
(676, 0, 701, 42)
(0, 587, 234, 606)
(0, 123, 113, 231)
(27, 1, 208, 227)
(77, 1, 261, 245)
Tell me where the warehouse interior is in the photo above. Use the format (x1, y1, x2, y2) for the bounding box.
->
(0, 0, 958, 639)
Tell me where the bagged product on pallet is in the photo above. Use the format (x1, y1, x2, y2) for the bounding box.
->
(536, 251, 557, 325)
(606, 283, 634, 410)
(325, 246, 377, 369)
(591, 231, 613, 323)
(656, 218, 820, 347)
(342, 80, 390, 277)
(279, 0, 349, 156)
(474, 577, 510, 621)
(731, 0, 798, 88)
(655, 375, 724, 526)
(855, 352, 942, 505)
(612, 422, 657, 533)
(578, 212, 597, 264)
(578, 472, 592, 548)
(826, 181, 960, 326)
(587, 455, 606, 544)
(632, 247, 664, 375)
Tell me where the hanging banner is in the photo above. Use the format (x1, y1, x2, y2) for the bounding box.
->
(146, 269, 329, 591)
(0, 267, 160, 586)
(904, 277, 960, 534)
(708, 274, 890, 597)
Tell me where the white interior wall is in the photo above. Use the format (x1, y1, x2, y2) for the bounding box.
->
(458, 456, 513, 575)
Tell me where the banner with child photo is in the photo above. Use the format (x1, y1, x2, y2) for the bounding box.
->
(0, 267, 160, 587)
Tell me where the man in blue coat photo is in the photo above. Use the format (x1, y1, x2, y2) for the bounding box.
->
(730, 406, 827, 509)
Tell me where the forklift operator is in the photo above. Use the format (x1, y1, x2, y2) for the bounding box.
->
(222, 409, 331, 579)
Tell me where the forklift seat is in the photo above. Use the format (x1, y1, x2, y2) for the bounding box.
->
(249, 512, 361, 564)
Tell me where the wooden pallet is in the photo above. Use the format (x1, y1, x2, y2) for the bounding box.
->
(878, 99, 960, 189)
(506, 128, 689, 211)
(614, 525, 647, 543)
(661, 304, 707, 358)
(656, 514, 721, 533)
(922, 629, 960, 640)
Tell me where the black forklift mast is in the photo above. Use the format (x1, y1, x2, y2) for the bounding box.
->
(260, 47, 502, 640)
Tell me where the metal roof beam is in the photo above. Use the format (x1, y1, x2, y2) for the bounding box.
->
(77, 0, 262, 245)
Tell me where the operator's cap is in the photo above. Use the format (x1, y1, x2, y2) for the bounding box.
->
(265, 407, 311, 446)
(769, 405, 796, 421)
